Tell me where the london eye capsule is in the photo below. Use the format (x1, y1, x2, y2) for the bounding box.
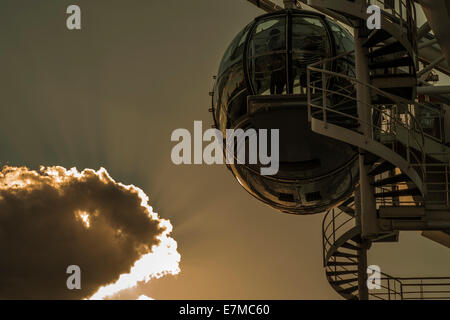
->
(212, 8, 359, 214)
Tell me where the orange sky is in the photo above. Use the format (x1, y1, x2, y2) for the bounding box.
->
(0, 0, 448, 299)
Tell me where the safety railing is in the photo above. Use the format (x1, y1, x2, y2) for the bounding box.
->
(422, 161, 450, 207)
(322, 204, 360, 299)
(368, 271, 404, 300)
(375, 183, 424, 207)
(399, 277, 450, 300)
(323, 205, 450, 300)
(322, 205, 403, 300)
(307, 52, 427, 195)
(370, 276, 450, 300)
(322, 205, 404, 300)
(414, 102, 445, 144)
(322, 204, 357, 267)
(366, 0, 417, 52)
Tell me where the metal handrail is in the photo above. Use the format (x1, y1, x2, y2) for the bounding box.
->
(307, 52, 420, 111)
(314, 1, 449, 300)
(307, 55, 427, 197)
(315, 50, 429, 266)
(322, 204, 357, 267)
(366, 0, 417, 51)
(420, 161, 450, 206)
(322, 205, 404, 300)
(323, 205, 450, 300)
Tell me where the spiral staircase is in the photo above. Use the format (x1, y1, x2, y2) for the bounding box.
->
(240, 0, 450, 299)
(305, 0, 450, 300)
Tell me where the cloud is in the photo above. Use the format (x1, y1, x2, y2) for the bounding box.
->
(137, 295, 154, 300)
(0, 166, 180, 299)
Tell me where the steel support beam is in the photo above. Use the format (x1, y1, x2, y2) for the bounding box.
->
(283, 0, 298, 8)
(357, 244, 369, 300)
(246, 0, 282, 13)
(417, 55, 446, 78)
(422, 230, 450, 248)
(418, 38, 439, 49)
(417, 21, 431, 40)
(417, 85, 450, 95)
(355, 188, 369, 300)
(355, 27, 379, 240)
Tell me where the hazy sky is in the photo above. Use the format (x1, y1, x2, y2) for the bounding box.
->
(0, 0, 448, 299)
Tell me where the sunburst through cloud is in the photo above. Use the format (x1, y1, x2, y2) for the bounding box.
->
(0, 166, 180, 300)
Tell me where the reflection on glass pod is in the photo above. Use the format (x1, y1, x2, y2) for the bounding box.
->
(212, 9, 359, 215)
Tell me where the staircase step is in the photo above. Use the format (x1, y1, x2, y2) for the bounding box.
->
(351, 234, 362, 243)
(371, 74, 416, 89)
(373, 231, 400, 243)
(372, 173, 409, 187)
(338, 285, 359, 295)
(372, 95, 396, 105)
(376, 86, 415, 100)
(375, 187, 421, 198)
(327, 261, 358, 267)
(327, 270, 357, 277)
(330, 278, 358, 286)
(367, 41, 405, 58)
(341, 197, 355, 207)
(333, 251, 358, 258)
(341, 242, 360, 250)
(378, 206, 425, 218)
(368, 161, 396, 176)
(338, 205, 355, 216)
(369, 57, 413, 70)
(333, 101, 357, 111)
(363, 29, 392, 48)
(364, 152, 380, 165)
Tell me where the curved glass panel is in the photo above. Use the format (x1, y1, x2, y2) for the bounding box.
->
(326, 18, 355, 78)
(212, 11, 360, 215)
(248, 17, 287, 95)
(326, 18, 354, 54)
(214, 65, 248, 133)
(233, 157, 358, 214)
(292, 15, 331, 94)
(214, 24, 251, 133)
(218, 24, 251, 78)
